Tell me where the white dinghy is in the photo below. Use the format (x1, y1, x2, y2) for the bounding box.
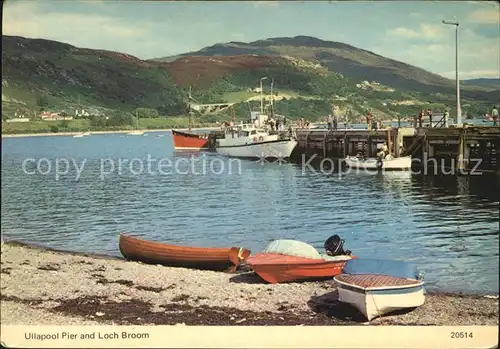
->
(333, 258, 425, 321)
(344, 155, 412, 171)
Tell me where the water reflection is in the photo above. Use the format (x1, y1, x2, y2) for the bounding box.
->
(1, 135, 498, 294)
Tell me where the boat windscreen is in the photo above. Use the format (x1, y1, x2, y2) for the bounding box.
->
(342, 258, 419, 279)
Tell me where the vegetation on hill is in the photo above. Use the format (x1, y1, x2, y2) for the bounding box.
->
(2, 35, 497, 134)
(461, 78, 500, 90)
(2, 36, 187, 117)
(155, 35, 499, 102)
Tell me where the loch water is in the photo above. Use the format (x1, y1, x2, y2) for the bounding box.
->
(1, 130, 499, 294)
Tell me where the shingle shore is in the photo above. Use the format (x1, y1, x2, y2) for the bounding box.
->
(1, 241, 498, 326)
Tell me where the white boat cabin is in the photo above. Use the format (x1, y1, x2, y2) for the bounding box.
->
(217, 123, 278, 147)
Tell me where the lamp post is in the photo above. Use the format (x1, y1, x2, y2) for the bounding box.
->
(442, 19, 461, 125)
(260, 76, 268, 116)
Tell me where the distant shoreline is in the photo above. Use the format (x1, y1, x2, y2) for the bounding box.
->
(1, 126, 221, 139)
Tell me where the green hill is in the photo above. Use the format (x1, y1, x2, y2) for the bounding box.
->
(2, 35, 497, 133)
(153, 35, 499, 101)
(461, 78, 500, 90)
(2, 36, 187, 116)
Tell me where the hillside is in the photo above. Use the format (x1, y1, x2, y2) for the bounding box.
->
(2, 36, 187, 116)
(461, 78, 500, 90)
(154, 35, 498, 101)
(1, 35, 497, 130)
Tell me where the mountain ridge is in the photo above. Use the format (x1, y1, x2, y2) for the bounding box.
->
(1, 35, 497, 125)
(152, 35, 499, 98)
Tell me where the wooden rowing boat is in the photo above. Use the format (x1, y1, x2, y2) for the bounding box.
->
(119, 234, 251, 272)
(334, 274, 425, 321)
(333, 258, 425, 321)
(246, 253, 354, 284)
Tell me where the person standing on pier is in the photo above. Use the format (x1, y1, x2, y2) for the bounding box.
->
(418, 109, 424, 128)
(333, 106, 339, 130)
(327, 114, 333, 131)
(366, 111, 372, 130)
(492, 106, 499, 126)
(443, 109, 450, 128)
(427, 109, 433, 127)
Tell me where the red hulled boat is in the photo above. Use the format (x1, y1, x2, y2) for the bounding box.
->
(247, 253, 355, 283)
(171, 129, 209, 150)
(119, 233, 251, 272)
(246, 237, 356, 283)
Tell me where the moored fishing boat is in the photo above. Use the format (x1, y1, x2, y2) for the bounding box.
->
(247, 237, 354, 283)
(344, 155, 412, 171)
(172, 129, 209, 150)
(333, 258, 425, 321)
(216, 123, 297, 160)
(119, 233, 251, 272)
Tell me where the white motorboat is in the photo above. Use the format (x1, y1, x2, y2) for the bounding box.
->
(216, 123, 297, 160)
(73, 134, 84, 138)
(333, 258, 425, 321)
(127, 130, 145, 136)
(73, 131, 91, 138)
(344, 155, 412, 171)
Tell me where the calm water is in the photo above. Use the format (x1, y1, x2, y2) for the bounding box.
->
(1, 131, 499, 294)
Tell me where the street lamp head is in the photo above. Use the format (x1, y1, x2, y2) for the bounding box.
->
(261, 77, 268, 80)
(442, 19, 459, 26)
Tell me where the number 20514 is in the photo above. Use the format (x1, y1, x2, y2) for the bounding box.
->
(450, 332, 473, 339)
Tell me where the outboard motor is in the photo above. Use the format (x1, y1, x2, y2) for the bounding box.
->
(324, 234, 352, 256)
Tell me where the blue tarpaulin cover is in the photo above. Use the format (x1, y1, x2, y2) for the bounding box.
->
(342, 258, 419, 280)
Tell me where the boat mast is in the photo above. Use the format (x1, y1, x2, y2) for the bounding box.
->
(188, 86, 192, 131)
(270, 78, 274, 119)
(259, 76, 268, 116)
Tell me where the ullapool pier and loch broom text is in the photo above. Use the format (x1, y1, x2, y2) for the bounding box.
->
(207, 125, 500, 174)
(24, 330, 149, 341)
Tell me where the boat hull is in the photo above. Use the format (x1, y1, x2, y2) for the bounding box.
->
(334, 274, 425, 321)
(119, 234, 251, 272)
(172, 130, 209, 150)
(216, 139, 298, 159)
(247, 253, 352, 283)
(344, 156, 412, 171)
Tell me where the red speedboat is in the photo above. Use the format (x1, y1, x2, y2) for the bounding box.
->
(246, 236, 355, 283)
(247, 253, 354, 283)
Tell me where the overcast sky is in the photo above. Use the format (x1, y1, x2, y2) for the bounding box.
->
(3, 0, 499, 79)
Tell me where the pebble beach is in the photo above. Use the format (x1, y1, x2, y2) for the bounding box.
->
(1, 241, 498, 326)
